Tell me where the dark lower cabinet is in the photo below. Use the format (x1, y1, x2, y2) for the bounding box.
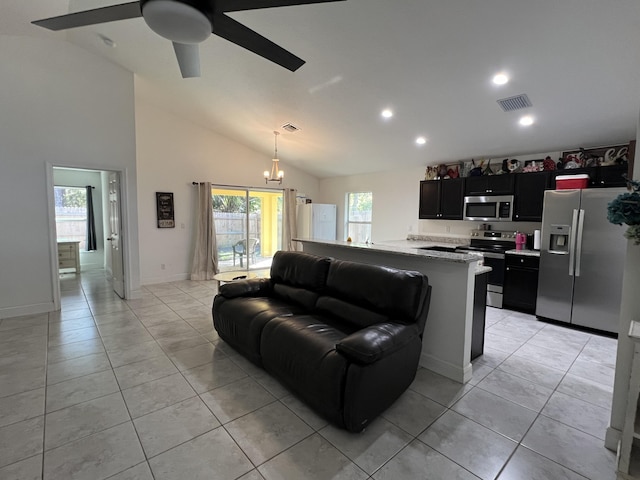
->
(471, 272, 488, 361)
(503, 254, 539, 313)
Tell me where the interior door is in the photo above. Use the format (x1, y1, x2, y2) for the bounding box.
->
(108, 172, 125, 298)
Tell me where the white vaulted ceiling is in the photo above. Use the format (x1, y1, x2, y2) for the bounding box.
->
(4, 0, 640, 178)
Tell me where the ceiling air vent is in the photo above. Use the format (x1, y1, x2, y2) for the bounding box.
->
(281, 122, 301, 133)
(497, 94, 533, 112)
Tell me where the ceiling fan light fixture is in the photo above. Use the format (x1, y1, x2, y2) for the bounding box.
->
(142, 0, 211, 44)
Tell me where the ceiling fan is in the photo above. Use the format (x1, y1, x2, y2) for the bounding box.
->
(32, 0, 345, 78)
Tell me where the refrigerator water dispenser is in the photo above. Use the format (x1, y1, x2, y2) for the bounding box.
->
(548, 224, 571, 254)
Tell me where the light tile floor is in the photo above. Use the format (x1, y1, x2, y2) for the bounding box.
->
(0, 270, 618, 480)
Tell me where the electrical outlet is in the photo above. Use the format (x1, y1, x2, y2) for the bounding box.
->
(446, 225, 451, 233)
(181, 223, 185, 229)
(160, 264, 165, 270)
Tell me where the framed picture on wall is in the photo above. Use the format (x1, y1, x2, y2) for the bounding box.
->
(156, 192, 175, 228)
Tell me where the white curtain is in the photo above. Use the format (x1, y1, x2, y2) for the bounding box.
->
(191, 182, 219, 280)
(282, 188, 299, 251)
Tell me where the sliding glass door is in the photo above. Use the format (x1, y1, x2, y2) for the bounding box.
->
(212, 187, 283, 272)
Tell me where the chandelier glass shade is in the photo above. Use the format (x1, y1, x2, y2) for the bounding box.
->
(264, 131, 284, 184)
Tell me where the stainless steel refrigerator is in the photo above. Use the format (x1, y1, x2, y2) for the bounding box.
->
(536, 188, 627, 333)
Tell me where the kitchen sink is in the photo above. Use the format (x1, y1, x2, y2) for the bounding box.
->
(419, 245, 458, 253)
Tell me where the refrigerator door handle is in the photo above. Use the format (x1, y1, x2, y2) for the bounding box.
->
(575, 209, 585, 277)
(569, 209, 579, 276)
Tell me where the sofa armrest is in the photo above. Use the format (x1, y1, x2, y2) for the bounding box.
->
(219, 278, 272, 299)
(336, 322, 419, 365)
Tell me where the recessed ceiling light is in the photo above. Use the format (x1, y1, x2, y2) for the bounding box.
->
(381, 109, 393, 119)
(492, 72, 509, 85)
(519, 115, 534, 126)
(415, 136, 427, 145)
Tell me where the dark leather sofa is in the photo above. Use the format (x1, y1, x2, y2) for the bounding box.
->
(212, 250, 431, 432)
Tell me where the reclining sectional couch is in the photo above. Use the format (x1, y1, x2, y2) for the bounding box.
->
(212, 250, 431, 432)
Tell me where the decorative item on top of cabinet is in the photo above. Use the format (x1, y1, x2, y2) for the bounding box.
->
(562, 144, 629, 169)
(425, 163, 460, 180)
(419, 178, 464, 220)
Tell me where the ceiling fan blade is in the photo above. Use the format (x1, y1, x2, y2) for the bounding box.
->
(173, 42, 201, 78)
(32, 2, 141, 31)
(212, 14, 304, 71)
(217, 0, 346, 13)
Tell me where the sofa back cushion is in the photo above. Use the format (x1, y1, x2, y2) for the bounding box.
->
(270, 251, 331, 309)
(319, 259, 429, 328)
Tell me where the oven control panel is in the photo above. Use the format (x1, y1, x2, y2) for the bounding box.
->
(470, 230, 516, 239)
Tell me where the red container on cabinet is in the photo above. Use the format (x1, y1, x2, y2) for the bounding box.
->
(556, 174, 590, 190)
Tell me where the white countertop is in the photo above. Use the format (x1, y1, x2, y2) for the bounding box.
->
(295, 238, 478, 264)
(294, 238, 491, 275)
(505, 249, 540, 257)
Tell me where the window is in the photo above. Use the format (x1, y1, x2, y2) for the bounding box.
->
(346, 192, 373, 242)
(212, 187, 283, 272)
(54, 186, 88, 249)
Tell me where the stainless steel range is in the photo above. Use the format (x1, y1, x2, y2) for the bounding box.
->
(456, 230, 516, 308)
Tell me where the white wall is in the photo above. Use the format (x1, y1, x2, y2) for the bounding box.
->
(0, 35, 139, 318)
(318, 167, 424, 242)
(134, 97, 320, 285)
(317, 166, 545, 242)
(607, 118, 640, 450)
(52, 168, 105, 271)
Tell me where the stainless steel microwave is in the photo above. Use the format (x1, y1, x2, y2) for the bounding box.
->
(463, 195, 514, 222)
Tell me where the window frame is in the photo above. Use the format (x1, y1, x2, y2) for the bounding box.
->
(54, 185, 88, 250)
(345, 191, 373, 242)
(211, 186, 283, 272)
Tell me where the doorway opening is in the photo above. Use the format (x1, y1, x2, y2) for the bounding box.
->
(50, 166, 126, 303)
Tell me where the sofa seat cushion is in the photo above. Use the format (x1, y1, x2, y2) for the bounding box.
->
(213, 296, 305, 365)
(260, 315, 354, 428)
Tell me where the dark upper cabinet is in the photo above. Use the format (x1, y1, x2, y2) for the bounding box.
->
(464, 174, 514, 196)
(419, 180, 440, 219)
(419, 178, 464, 220)
(513, 171, 551, 222)
(552, 165, 628, 188)
(440, 178, 465, 219)
(595, 164, 629, 187)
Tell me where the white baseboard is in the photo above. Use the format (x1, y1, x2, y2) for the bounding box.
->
(606, 425, 622, 452)
(141, 273, 190, 286)
(0, 301, 57, 320)
(420, 352, 472, 384)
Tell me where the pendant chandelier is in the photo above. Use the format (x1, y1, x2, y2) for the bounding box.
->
(264, 131, 284, 184)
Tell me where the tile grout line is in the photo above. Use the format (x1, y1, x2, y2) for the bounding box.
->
(482, 314, 608, 480)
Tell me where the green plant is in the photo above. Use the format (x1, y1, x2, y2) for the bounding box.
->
(608, 176, 640, 244)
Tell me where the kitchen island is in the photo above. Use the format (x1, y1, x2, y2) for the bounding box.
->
(295, 238, 487, 383)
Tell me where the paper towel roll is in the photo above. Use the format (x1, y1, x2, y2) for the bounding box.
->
(534, 230, 541, 250)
